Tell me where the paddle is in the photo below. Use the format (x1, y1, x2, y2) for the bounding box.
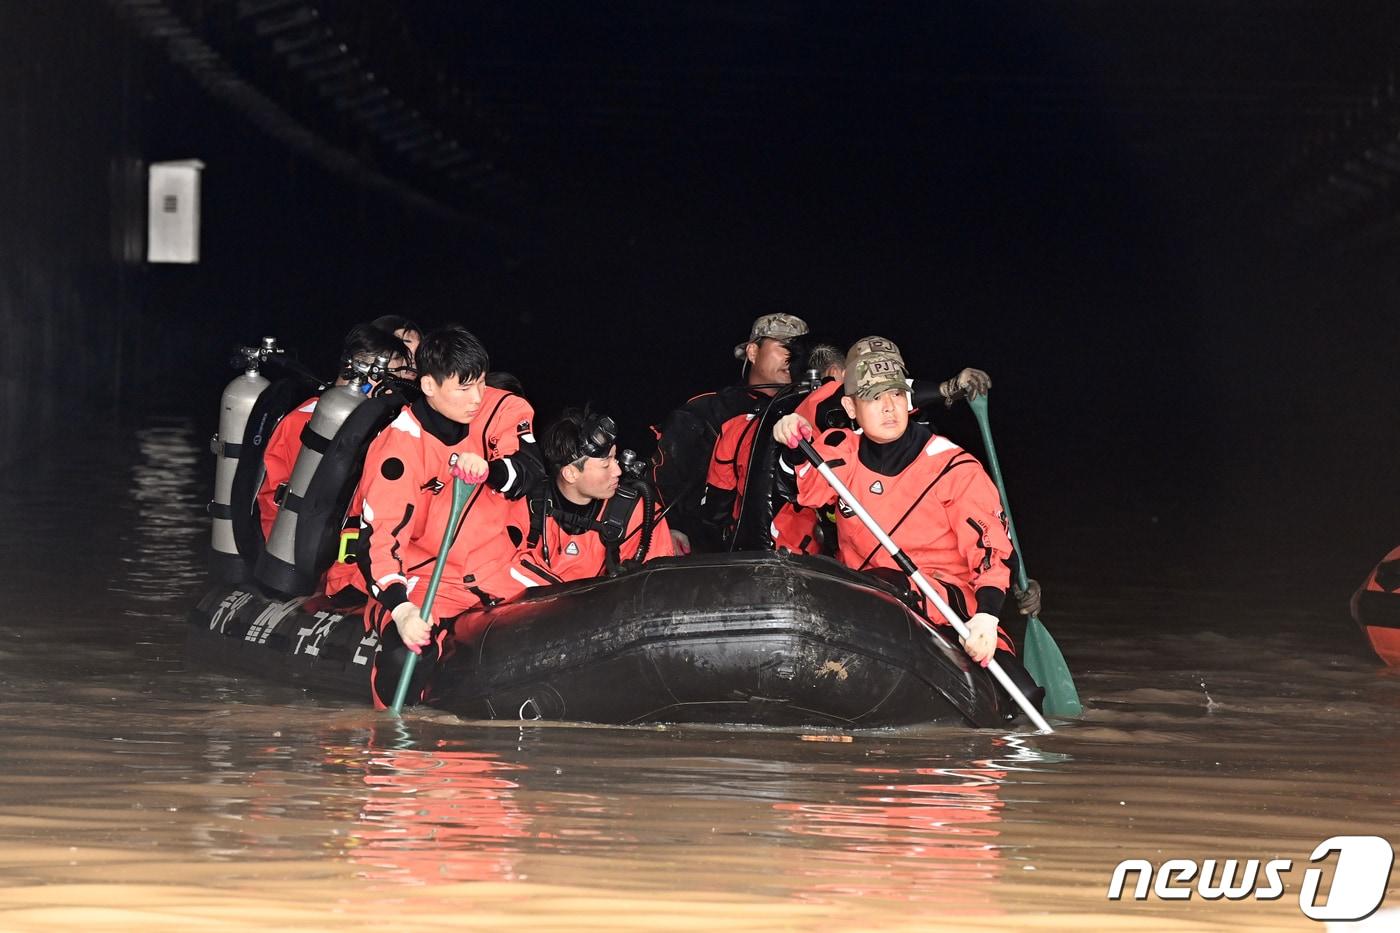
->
(966, 394, 1082, 717)
(795, 438, 1054, 732)
(389, 475, 473, 716)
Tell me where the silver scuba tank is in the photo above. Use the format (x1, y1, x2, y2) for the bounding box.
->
(209, 337, 281, 582)
(256, 353, 389, 596)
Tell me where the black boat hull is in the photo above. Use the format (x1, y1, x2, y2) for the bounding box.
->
(187, 552, 1014, 728)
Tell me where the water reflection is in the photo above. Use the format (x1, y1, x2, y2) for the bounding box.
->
(116, 420, 208, 607)
(777, 763, 1004, 901)
(344, 737, 532, 885)
(329, 726, 1073, 915)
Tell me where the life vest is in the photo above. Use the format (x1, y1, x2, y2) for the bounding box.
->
(1351, 545, 1400, 666)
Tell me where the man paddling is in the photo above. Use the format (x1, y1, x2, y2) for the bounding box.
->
(773, 337, 1036, 687)
(349, 325, 543, 708)
(785, 337, 1041, 615)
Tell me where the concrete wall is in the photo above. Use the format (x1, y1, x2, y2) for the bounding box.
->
(0, 2, 480, 466)
(0, 3, 145, 461)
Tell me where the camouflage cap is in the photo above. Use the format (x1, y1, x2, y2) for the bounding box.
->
(847, 335, 903, 361)
(733, 313, 809, 359)
(844, 335, 910, 399)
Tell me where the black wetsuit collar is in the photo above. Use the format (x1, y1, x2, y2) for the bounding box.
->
(550, 484, 602, 535)
(858, 422, 932, 477)
(412, 396, 470, 446)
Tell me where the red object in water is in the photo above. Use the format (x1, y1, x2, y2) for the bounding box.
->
(1351, 544, 1400, 667)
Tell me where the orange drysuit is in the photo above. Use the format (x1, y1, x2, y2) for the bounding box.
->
(349, 389, 539, 706)
(794, 377, 841, 430)
(651, 385, 770, 551)
(789, 423, 1013, 622)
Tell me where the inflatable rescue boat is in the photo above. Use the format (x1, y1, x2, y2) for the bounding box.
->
(187, 550, 1026, 728)
(191, 338, 1035, 728)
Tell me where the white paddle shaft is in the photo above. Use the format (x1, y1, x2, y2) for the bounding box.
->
(802, 443, 1052, 733)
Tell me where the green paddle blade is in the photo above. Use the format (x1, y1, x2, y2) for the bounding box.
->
(1024, 615, 1082, 717)
(967, 394, 1082, 718)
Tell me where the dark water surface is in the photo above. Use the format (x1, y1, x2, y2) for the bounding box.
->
(0, 418, 1395, 931)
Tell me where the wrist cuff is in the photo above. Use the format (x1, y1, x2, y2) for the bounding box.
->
(486, 457, 516, 493)
(974, 586, 1006, 616)
(377, 583, 409, 613)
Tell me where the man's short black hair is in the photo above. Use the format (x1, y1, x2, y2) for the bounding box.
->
(541, 407, 602, 476)
(340, 323, 410, 376)
(416, 324, 489, 385)
(371, 314, 422, 337)
(540, 407, 618, 478)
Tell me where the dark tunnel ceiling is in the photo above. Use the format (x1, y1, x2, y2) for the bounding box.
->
(117, 0, 1400, 254)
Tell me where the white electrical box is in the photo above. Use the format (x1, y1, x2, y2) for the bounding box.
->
(147, 159, 205, 263)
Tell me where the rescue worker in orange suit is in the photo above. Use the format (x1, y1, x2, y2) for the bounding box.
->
(256, 323, 412, 540)
(349, 325, 543, 708)
(772, 337, 1032, 681)
(510, 409, 675, 587)
(651, 313, 809, 555)
(784, 339, 1041, 615)
(320, 367, 532, 601)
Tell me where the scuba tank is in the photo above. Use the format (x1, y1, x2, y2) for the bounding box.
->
(256, 353, 389, 597)
(209, 337, 282, 583)
(728, 374, 817, 552)
(227, 370, 323, 561)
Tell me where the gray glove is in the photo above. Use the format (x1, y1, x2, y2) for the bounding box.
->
(1012, 578, 1042, 617)
(938, 367, 992, 406)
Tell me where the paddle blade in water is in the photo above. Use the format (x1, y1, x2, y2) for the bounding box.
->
(1024, 615, 1083, 718)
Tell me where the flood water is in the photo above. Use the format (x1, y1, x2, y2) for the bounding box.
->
(0, 417, 1394, 931)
